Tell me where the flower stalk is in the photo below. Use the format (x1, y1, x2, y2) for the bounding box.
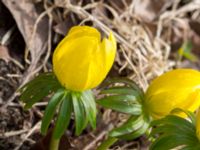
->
(50, 136, 60, 150)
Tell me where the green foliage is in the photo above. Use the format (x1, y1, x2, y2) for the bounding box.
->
(97, 78, 150, 143)
(150, 109, 200, 150)
(97, 78, 144, 115)
(97, 94, 141, 115)
(20, 73, 97, 140)
(41, 89, 65, 135)
(72, 92, 88, 135)
(20, 72, 62, 109)
(53, 93, 72, 139)
(102, 78, 144, 98)
(81, 90, 97, 130)
(72, 90, 97, 135)
(108, 115, 149, 141)
(40, 89, 96, 138)
(119, 120, 149, 140)
(170, 108, 196, 125)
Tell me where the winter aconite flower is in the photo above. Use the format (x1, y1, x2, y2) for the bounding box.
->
(20, 26, 117, 150)
(53, 26, 116, 91)
(97, 69, 200, 149)
(144, 69, 200, 119)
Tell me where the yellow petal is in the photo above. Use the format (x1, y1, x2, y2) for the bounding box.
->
(53, 26, 116, 91)
(144, 69, 200, 119)
(67, 26, 101, 39)
(84, 32, 116, 89)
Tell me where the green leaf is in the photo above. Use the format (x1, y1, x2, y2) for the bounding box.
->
(81, 90, 97, 129)
(53, 93, 72, 139)
(150, 114, 196, 138)
(20, 73, 60, 95)
(150, 124, 195, 139)
(151, 115, 195, 134)
(24, 86, 55, 109)
(20, 72, 62, 108)
(72, 93, 88, 135)
(149, 113, 200, 150)
(109, 116, 144, 137)
(41, 89, 65, 135)
(101, 87, 141, 98)
(170, 108, 196, 125)
(104, 78, 144, 96)
(150, 134, 197, 150)
(119, 121, 149, 140)
(97, 95, 142, 115)
(181, 145, 200, 150)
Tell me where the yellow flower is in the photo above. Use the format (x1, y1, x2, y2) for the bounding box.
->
(144, 69, 200, 119)
(53, 26, 116, 91)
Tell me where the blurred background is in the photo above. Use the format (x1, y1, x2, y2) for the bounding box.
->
(0, 0, 200, 149)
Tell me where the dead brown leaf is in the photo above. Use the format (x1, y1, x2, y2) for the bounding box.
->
(2, 0, 48, 70)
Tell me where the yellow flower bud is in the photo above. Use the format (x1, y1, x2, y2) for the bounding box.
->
(53, 26, 116, 91)
(144, 69, 200, 119)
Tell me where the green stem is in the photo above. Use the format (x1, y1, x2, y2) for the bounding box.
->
(97, 137, 118, 150)
(49, 135, 60, 150)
